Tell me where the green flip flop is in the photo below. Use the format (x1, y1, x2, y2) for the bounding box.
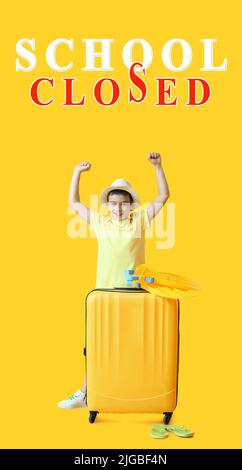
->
(150, 424, 168, 439)
(165, 425, 194, 438)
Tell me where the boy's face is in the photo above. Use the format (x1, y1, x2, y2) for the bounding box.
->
(107, 194, 132, 221)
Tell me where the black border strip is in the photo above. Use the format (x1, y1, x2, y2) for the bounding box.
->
(0, 449, 241, 466)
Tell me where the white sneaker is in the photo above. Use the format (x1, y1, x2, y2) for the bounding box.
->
(57, 389, 87, 409)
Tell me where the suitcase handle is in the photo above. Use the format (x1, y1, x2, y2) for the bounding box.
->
(113, 287, 146, 292)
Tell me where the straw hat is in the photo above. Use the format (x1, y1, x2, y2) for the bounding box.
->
(100, 178, 140, 206)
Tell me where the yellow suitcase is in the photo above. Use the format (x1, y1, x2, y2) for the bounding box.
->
(84, 287, 179, 424)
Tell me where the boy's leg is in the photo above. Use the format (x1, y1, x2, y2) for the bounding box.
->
(81, 374, 87, 393)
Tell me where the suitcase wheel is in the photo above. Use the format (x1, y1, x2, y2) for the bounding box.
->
(163, 412, 173, 425)
(89, 411, 98, 424)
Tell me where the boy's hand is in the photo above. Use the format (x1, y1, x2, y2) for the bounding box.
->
(148, 152, 162, 166)
(75, 161, 92, 173)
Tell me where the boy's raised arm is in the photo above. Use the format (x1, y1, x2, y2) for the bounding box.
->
(68, 161, 92, 224)
(146, 152, 170, 222)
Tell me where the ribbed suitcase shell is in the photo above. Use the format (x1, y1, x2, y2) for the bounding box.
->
(85, 288, 179, 414)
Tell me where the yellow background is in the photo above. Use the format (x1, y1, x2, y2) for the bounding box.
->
(1, 0, 242, 449)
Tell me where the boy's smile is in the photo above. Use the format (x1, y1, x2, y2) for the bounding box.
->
(107, 194, 132, 221)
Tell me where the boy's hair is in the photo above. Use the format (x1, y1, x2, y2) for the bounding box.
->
(107, 189, 133, 203)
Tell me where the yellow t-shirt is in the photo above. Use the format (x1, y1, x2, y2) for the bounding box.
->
(89, 208, 151, 288)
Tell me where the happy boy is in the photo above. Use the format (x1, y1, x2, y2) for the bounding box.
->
(58, 151, 170, 408)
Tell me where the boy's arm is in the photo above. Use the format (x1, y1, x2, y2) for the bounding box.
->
(146, 152, 170, 222)
(68, 161, 92, 224)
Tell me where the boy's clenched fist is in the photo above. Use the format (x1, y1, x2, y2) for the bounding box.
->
(75, 161, 92, 172)
(148, 152, 162, 166)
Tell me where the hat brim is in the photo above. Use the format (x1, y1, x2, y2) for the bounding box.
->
(100, 185, 140, 205)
